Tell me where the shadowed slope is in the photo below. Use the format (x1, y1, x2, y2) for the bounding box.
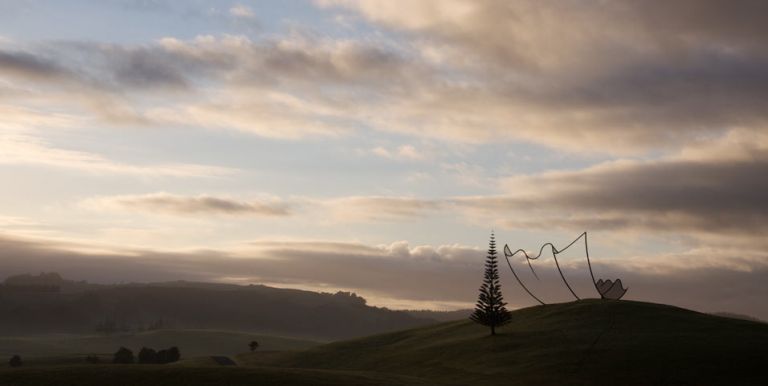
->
(0, 365, 432, 386)
(240, 300, 768, 385)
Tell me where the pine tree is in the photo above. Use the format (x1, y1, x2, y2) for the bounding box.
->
(470, 231, 511, 335)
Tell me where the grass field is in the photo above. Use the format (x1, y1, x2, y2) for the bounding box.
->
(0, 329, 318, 359)
(239, 300, 768, 385)
(0, 365, 431, 386)
(2, 300, 766, 385)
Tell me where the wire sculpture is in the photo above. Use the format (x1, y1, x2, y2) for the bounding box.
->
(503, 232, 627, 305)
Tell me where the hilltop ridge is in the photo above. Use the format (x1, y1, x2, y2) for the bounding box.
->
(241, 299, 768, 385)
(0, 273, 435, 340)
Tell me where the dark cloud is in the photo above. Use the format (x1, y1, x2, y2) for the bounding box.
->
(110, 49, 190, 89)
(0, 50, 70, 80)
(300, 147, 767, 252)
(86, 193, 291, 216)
(623, 0, 768, 50)
(448, 131, 768, 242)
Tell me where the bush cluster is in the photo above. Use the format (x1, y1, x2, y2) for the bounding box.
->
(8, 355, 22, 368)
(112, 346, 180, 364)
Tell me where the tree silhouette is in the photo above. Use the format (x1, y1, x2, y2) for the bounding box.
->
(138, 347, 158, 364)
(249, 340, 259, 352)
(9, 355, 22, 368)
(167, 347, 180, 363)
(157, 347, 180, 364)
(113, 347, 134, 364)
(470, 232, 511, 335)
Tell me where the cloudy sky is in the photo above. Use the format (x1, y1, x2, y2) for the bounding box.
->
(1, 0, 766, 317)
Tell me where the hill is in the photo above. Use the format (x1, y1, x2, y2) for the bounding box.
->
(0, 365, 431, 386)
(405, 309, 471, 322)
(0, 274, 435, 340)
(239, 299, 768, 385)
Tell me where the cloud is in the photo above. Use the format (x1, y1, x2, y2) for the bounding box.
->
(83, 193, 291, 217)
(229, 4, 255, 19)
(319, 0, 768, 70)
(4, 2, 768, 151)
(0, 131, 234, 178)
(81, 193, 443, 222)
(326, 196, 443, 222)
(0, 50, 71, 80)
(0, 233, 766, 318)
(0, 34, 419, 139)
(449, 130, 768, 248)
(5, 5, 767, 152)
(70, 126, 767, 237)
(314, 0, 768, 152)
(370, 144, 426, 161)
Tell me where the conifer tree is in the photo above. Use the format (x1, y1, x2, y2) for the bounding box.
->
(470, 232, 511, 335)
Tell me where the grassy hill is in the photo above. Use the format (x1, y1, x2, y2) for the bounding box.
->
(0, 366, 431, 386)
(239, 299, 768, 385)
(0, 329, 318, 359)
(2, 300, 766, 385)
(0, 277, 435, 340)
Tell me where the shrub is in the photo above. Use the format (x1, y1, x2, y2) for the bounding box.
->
(156, 347, 180, 364)
(138, 347, 158, 364)
(167, 347, 180, 363)
(113, 347, 134, 364)
(8, 355, 22, 368)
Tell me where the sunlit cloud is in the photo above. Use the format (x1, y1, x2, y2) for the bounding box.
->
(5, 12, 767, 152)
(370, 144, 426, 161)
(317, 0, 768, 152)
(0, 133, 235, 178)
(229, 4, 255, 19)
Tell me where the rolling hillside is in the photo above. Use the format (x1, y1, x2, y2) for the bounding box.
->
(0, 274, 435, 340)
(2, 300, 766, 386)
(240, 299, 768, 385)
(0, 366, 432, 386)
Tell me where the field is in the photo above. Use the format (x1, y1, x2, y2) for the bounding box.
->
(1, 300, 766, 386)
(0, 329, 318, 359)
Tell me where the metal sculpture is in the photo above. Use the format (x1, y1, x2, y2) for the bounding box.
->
(503, 232, 627, 304)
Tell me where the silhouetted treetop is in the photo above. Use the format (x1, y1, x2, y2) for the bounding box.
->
(113, 347, 134, 364)
(470, 232, 511, 335)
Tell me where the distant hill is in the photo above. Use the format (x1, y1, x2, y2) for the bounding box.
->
(405, 309, 471, 322)
(240, 300, 768, 385)
(712, 311, 765, 323)
(0, 274, 436, 341)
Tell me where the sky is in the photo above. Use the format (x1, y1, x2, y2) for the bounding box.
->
(1, 0, 767, 317)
